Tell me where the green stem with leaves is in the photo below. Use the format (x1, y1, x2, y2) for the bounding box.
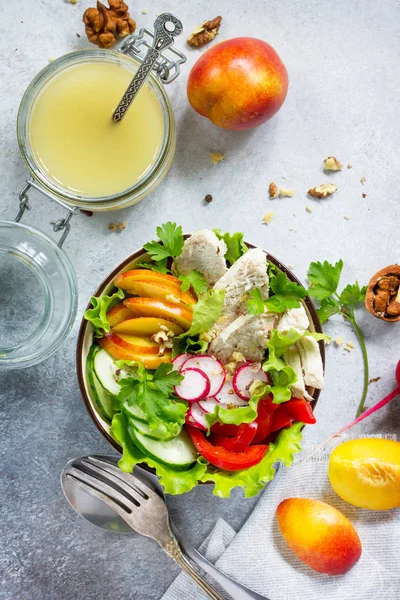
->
(340, 308, 369, 417)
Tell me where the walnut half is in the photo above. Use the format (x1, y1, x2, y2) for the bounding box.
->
(365, 265, 400, 322)
(83, 1, 136, 49)
(187, 16, 222, 48)
(308, 183, 337, 198)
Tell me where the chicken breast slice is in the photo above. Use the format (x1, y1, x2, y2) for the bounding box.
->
(214, 247, 269, 325)
(277, 305, 309, 335)
(175, 229, 227, 285)
(296, 336, 324, 389)
(209, 313, 276, 364)
(283, 345, 314, 401)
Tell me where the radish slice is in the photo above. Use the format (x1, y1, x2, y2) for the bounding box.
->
(185, 402, 208, 430)
(233, 364, 269, 400)
(172, 354, 191, 371)
(215, 380, 249, 407)
(175, 368, 211, 402)
(198, 397, 220, 414)
(181, 355, 226, 397)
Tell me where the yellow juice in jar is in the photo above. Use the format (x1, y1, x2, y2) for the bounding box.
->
(29, 62, 165, 197)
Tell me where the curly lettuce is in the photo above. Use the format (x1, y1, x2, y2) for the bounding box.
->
(84, 288, 125, 337)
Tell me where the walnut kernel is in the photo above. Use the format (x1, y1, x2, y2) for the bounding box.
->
(211, 152, 224, 165)
(308, 183, 337, 198)
(83, 1, 136, 49)
(187, 16, 222, 48)
(365, 265, 400, 322)
(323, 156, 342, 171)
(279, 187, 295, 197)
(269, 182, 279, 199)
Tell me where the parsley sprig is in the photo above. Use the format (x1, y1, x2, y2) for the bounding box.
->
(247, 271, 307, 315)
(117, 362, 186, 438)
(143, 222, 184, 262)
(307, 259, 368, 416)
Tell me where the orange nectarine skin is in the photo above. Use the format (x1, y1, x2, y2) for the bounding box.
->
(98, 336, 171, 368)
(106, 303, 135, 327)
(276, 498, 362, 576)
(187, 37, 288, 130)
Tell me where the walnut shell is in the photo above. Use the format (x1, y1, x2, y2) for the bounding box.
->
(365, 265, 400, 322)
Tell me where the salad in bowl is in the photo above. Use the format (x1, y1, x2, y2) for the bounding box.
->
(78, 223, 326, 498)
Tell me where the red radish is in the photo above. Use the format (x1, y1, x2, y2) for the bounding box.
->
(198, 397, 220, 414)
(233, 364, 269, 400)
(185, 402, 208, 430)
(172, 353, 191, 371)
(182, 355, 226, 397)
(174, 368, 211, 402)
(216, 380, 249, 407)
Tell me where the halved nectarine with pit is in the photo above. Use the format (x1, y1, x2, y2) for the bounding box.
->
(112, 317, 184, 336)
(98, 335, 171, 368)
(123, 298, 192, 331)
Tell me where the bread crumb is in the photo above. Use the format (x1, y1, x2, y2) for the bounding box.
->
(344, 345, 352, 352)
(346, 341, 354, 348)
(292, 212, 297, 216)
(288, 264, 294, 269)
(263, 211, 274, 225)
(347, 164, 353, 169)
(211, 152, 224, 165)
(334, 336, 344, 346)
(323, 156, 342, 171)
(141, 9, 147, 14)
(360, 177, 366, 185)
(305, 205, 313, 213)
(280, 187, 295, 197)
(48, 56, 56, 62)
(289, 227, 296, 232)
(269, 182, 279, 198)
(344, 215, 351, 220)
(69, 0, 78, 3)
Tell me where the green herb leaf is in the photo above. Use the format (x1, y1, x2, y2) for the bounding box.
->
(307, 259, 344, 300)
(246, 288, 266, 315)
(339, 282, 367, 307)
(84, 288, 125, 337)
(183, 289, 225, 337)
(143, 222, 184, 262)
(247, 273, 307, 316)
(213, 229, 248, 265)
(135, 259, 170, 274)
(179, 270, 209, 297)
(317, 297, 340, 324)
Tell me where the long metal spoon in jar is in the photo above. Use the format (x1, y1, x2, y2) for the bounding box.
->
(112, 13, 183, 123)
(61, 455, 269, 600)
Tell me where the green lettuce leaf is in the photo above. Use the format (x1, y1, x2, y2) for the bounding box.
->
(213, 229, 248, 265)
(202, 422, 303, 498)
(110, 412, 208, 495)
(183, 289, 225, 337)
(84, 288, 125, 337)
(172, 334, 209, 358)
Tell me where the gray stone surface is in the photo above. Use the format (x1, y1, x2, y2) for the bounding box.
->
(1, 0, 400, 598)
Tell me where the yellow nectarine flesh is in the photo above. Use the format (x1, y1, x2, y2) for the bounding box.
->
(98, 336, 171, 368)
(112, 317, 184, 336)
(123, 298, 192, 331)
(119, 279, 196, 306)
(277, 498, 362, 575)
(105, 333, 159, 355)
(115, 269, 183, 292)
(329, 438, 400, 510)
(106, 303, 135, 327)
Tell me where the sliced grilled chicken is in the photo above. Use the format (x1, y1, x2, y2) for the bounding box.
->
(277, 304, 309, 335)
(283, 345, 313, 401)
(209, 312, 276, 364)
(175, 229, 227, 285)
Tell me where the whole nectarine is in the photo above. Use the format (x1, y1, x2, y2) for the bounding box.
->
(276, 498, 362, 575)
(187, 37, 288, 130)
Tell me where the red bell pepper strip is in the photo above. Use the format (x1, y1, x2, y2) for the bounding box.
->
(284, 398, 316, 424)
(252, 395, 277, 444)
(210, 422, 240, 437)
(210, 421, 258, 452)
(186, 425, 268, 471)
(271, 404, 293, 432)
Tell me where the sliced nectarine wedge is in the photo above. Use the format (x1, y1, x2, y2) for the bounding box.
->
(105, 332, 159, 355)
(123, 298, 192, 331)
(98, 336, 171, 368)
(120, 279, 196, 305)
(106, 303, 135, 327)
(115, 269, 182, 291)
(112, 317, 184, 336)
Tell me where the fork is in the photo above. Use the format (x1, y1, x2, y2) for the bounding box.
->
(66, 455, 224, 600)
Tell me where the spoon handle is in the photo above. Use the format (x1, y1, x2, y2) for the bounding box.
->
(162, 536, 224, 600)
(171, 523, 269, 600)
(113, 13, 182, 122)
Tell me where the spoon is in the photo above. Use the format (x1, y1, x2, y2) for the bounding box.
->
(61, 455, 268, 599)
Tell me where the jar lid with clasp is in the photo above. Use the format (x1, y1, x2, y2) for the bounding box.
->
(0, 14, 186, 371)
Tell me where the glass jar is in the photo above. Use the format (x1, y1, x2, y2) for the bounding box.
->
(0, 16, 186, 370)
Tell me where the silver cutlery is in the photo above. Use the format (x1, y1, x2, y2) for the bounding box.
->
(61, 455, 268, 600)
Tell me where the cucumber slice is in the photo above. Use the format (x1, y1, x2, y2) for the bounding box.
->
(129, 427, 197, 470)
(87, 346, 115, 421)
(128, 416, 174, 441)
(123, 402, 147, 423)
(93, 348, 120, 395)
